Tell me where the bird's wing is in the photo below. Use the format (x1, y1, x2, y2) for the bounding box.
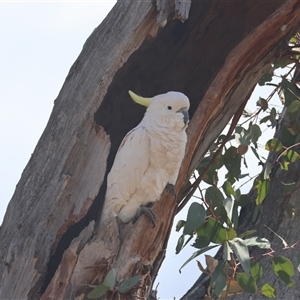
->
(105, 125, 150, 214)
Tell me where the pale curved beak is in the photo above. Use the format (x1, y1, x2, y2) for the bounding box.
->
(177, 107, 189, 125)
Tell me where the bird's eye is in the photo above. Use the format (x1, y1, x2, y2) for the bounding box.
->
(167, 106, 172, 110)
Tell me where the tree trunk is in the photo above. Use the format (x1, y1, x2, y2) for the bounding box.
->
(1, 1, 300, 299)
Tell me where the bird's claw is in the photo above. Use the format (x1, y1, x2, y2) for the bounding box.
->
(165, 183, 177, 199)
(132, 206, 156, 227)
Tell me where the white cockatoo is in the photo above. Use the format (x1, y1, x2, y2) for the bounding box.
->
(101, 90, 189, 226)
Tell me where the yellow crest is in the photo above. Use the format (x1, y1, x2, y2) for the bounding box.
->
(128, 90, 152, 107)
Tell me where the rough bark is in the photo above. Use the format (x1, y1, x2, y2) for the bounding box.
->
(1, 0, 300, 299)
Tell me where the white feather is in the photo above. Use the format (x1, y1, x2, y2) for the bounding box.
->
(101, 91, 189, 223)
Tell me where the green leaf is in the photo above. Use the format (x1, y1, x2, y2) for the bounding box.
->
(280, 161, 290, 170)
(214, 205, 230, 226)
(270, 108, 277, 126)
(230, 238, 250, 274)
(87, 284, 110, 299)
(235, 126, 251, 145)
(237, 194, 249, 207)
(250, 262, 263, 283)
(199, 218, 236, 244)
(202, 167, 219, 185)
(222, 180, 236, 198)
(260, 115, 270, 124)
(250, 124, 262, 144)
(264, 162, 272, 180)
(205, 186, 224, 208)
(265, 138, 283, 152)
(193, 235, 210, 249)
(210, 259, 226, 286)
(197, 155, 221, 185)
(238, 230, 257, 239)
(182, 235, 193, 249)
(176, 234, 185, 254)
(239, 173, 249, 179)
(176, 220, 186, 232)
(244, 237, 271, 249)
(103, 268, 116, 288)
(223, 241, 231, 261)
(255, 178, 270, 205)
(236, 272, 257, 293)
(258, 72, 273, 86)
(224, 146, 241, 181)
(273, 58, 290, 68)
(179, 245, 219, 272)
(223, 197, 232, 218)
(280, 78, 300, 107)
(290, 36, 298, 43)
(287, 100, 300, 115)
(261, 283, 276, 298)
(118, 275, 141, 293)
(232, 203, 239, 229)
(283, 149, 299, 162)
(183, 202, 206, 235)
(272, 256, 294, 287)
(256, 97, 268, 111)
(243, 107, 253, 117)
(213, 273, 227, 297)
(280, 125, 297, 147)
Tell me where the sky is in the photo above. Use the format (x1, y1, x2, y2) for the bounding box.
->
(0, 2, 282, 299)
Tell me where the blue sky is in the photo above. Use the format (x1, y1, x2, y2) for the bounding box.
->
(0, 2, 281, 299)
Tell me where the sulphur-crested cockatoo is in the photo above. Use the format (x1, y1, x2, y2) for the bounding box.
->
(101, 90, 189, 225)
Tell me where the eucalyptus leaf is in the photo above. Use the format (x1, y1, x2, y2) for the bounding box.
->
(255, 178, 270, 205)
(223, 197, 232, 217)
(176, 220, 186, 232)
(261, 283, 276, 298)
(236, 273, 257, 294)
(265, 138, 282, 152)
(210, 259, 226, 286)
(223, 241, 231, 261)
(118, 275, 141, 293)
(250, 124, 262, 144)
(222, 181, 236, 198)
(176, 234, 185, 254)
(244, 237, 271, 249)
(205, 186, 224, 208)
(103, 268, 116, 288)
(183, 202, 206, 235)
(230, 238, 250, 274)
(250, 262, 263, 283)
(272, 256, 294, 287)
(87, 284, 110, 299)
(179, 244, 219, 272)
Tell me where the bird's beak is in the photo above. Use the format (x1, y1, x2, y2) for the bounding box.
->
(177, 107, 189, 125)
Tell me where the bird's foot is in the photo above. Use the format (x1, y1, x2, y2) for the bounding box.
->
(166, 183, 177, 199)
(132, 206, 156, 227)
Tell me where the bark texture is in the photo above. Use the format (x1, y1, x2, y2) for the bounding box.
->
(1, 0, 300, 299)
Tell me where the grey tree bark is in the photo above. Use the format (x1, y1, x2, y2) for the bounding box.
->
(0, 0, 300, 299)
